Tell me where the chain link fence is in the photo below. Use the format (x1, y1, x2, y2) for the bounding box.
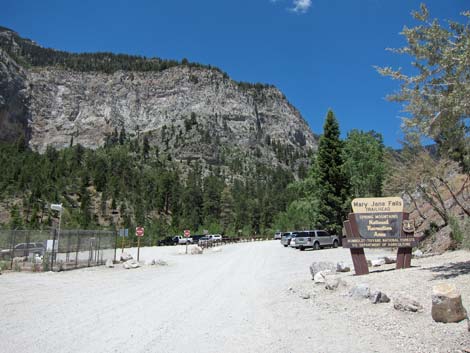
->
(0, 229, 117, 272)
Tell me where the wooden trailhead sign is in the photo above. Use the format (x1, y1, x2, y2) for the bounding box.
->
(343, 197, 418, 275)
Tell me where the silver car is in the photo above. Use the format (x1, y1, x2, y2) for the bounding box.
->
(280, 232, 295, 247)
(293, 230, 339, 251)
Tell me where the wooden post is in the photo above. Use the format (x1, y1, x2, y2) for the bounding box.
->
(344, 218, 369, 275)
(396, 212, 413, 269)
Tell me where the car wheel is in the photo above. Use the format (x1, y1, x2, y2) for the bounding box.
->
(313, 242, 320, 250)
(283, 245, 288, 247)
(300, 247, 305, 251)
(333, 240, 339, 248)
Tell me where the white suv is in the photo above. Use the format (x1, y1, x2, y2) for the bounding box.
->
(209, 234, 222, 241)
(293, 230, 339, 251)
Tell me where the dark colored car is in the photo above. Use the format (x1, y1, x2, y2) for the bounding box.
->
(191, 235, 205, 243)
(0, 242, 45, 260)
(157, 236, 177, 246)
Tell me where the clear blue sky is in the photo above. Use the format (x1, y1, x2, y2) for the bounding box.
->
(2, 0, 468, 148)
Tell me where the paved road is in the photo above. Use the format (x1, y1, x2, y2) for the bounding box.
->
(0, 241, 393, 353)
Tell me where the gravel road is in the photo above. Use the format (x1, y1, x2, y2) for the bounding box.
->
(0, 241, 468, 353)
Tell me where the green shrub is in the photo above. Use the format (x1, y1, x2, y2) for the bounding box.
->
(13, 262, 22, 272)
(42, 253, 50, 272)
(0, 261, 9, 271)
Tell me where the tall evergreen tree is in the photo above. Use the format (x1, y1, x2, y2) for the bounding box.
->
(315, 110, 349, 235)
(342, 130, 385, 198)
(9, 205, 24, 230)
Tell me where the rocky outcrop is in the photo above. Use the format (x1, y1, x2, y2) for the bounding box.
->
(0, 28, 317, 176)
(0, 48, 30, 143)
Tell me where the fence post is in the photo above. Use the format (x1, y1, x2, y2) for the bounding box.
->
(51, 228, 57, 271)
(9, 230, 15, 270)
(114, 229, 118, 262)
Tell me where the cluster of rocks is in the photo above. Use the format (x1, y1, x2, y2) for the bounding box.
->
(104, 252, 169, 269)
(308, 261, 467, 324)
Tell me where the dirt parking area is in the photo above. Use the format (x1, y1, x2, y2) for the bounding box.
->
(0, 241, 468, 353)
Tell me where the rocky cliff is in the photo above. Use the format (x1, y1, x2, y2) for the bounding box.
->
(0, 48, 30, 143)
(0, 27, 317, 175)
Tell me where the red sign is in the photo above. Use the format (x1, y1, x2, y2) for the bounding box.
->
(184, 229, 190, 238)
(136, 227, 144, 237)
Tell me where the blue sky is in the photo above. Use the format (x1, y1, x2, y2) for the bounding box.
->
(2, 0, 468, 148)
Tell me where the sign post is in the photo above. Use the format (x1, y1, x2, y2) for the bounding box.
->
(184, 229, 190, 254)
(136, 227, 144, 261)
(119, 229, 129, 253)
(50, 203, 63, 268)
(343, 197, 418, 275)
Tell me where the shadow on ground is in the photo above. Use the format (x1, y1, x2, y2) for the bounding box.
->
(424, 261, 470, 280)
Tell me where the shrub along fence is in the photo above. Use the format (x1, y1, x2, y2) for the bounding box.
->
(0, 229, 117, 272)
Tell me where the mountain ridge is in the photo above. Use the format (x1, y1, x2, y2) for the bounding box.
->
(0, 27, 317, 179)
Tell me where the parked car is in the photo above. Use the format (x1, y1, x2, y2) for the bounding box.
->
(198, 236, 213, 247)
(274, 232, 282, 240)
(280, 232, 295, 247)
(157, 236, 177, 246)
(191, 235, 205, 243)
(208, 234, 222, 241)
(0, 242, 45, 260)
(172, 235, 193, 245)
(293, 230, 339, 251)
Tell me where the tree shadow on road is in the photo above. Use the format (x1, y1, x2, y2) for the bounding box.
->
(423, 261, 470, 280)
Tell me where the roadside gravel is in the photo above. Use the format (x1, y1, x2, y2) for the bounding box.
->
(0, 241, 468, 353)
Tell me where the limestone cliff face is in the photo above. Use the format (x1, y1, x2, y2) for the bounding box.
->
(0, 27, 317, 173)
(0, 48, 30, 142)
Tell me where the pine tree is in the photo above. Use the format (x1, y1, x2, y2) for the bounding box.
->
(315, 110, 349, 235)
(9, 205, 24, 230)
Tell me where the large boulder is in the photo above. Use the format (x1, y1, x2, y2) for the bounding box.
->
(191, 246, 203, 255)
(309, 261, 336, 279)
(431, 283, 467, 323)
(123, 259, 140, 269)
(393, 295, 423, 313)
(120, 252, 133, 262)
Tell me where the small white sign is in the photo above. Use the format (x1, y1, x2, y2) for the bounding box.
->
(50, 203, 63, 212)
(46, 239, 58, 251)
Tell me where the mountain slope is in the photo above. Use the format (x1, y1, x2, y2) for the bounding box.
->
(0, 27, 316, 178)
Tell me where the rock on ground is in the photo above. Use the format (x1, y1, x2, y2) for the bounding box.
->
(191, 246, 203, 255)
(370, 290, 390, 304)
(310, 261, 336, 279)
(336, 262, 350, 272)
(393, 295, 423, 313)
(383, 256, 396, 264)
(120, 252, 133, 261)
(105, 259, 114, 268)
(432, 283, 467, 323)
(313, 271, 328, 284)
(413, 249, 424, 258)
(123, 259, 140, 269)
(325, 276, 345, 290)
(349, 284, 371, 299)
(371, 259, 385, 267)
